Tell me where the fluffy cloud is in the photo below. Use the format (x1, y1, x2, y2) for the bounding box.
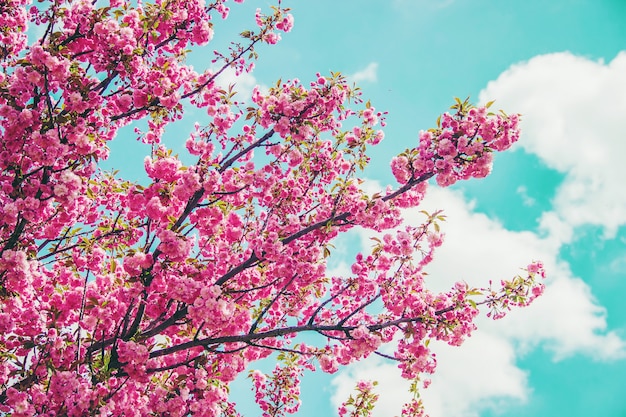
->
(349, 62, 379, 84)
(479, 52, 626, 238)
(332, 332, 528, 417)
(330, 186, 624, 417)
(415, 188, 625, 361)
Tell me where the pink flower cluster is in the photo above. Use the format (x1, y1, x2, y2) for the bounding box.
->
(338, 380, 379, 417)
(251, 361, 303, 417)
(484, 261, 547, 319)
(0, 1, 544, 415)
(391, 101, 520, 187)
(0, 0, 30, 59)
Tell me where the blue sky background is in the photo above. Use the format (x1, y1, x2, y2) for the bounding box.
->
(98, 1, 626, 416)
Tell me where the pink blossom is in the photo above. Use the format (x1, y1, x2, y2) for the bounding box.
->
(124, 252, 153, 276)
(358, 380, 374, 391)
(157, 229, 192, 261)
(318, 354, 339, 373)
(362, 107, 378, 126)
(276, 14, 294, 32)
(263, 32, 281, 44)
(255, 8, 263, 27)
(0, 2, 537, 413)
(390, 155, 411, 184)
(225, 211, 244, 241)
(527, 261, 546, 278)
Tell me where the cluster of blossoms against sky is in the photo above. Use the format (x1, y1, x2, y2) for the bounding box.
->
(0, 0, 543, 416)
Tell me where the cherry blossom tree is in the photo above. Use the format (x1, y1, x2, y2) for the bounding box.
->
(0, 0, 545, 415)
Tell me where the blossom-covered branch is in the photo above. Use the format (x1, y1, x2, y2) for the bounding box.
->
(0, 1, 544, 416)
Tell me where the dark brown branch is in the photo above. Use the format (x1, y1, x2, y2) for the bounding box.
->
(148, 316, 427, 360)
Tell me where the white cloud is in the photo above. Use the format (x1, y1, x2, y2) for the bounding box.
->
(330, 187, 625, 417)
(330, 355, 411, 417)
(420, 334, 528, 417)
(516, 185, 535, 207)
(537, 211, 574, 246)
(495, 273, 625, 361)
(332, 332, 527, 417)
(413, 188, 624, 361)
(479, 51, 626, 238)
(349, 62, 379, 84)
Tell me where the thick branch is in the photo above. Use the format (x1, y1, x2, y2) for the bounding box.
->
(148, 316, 427, 359)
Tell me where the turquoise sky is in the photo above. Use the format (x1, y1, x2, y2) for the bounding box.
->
(100, 1, 626, 416)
